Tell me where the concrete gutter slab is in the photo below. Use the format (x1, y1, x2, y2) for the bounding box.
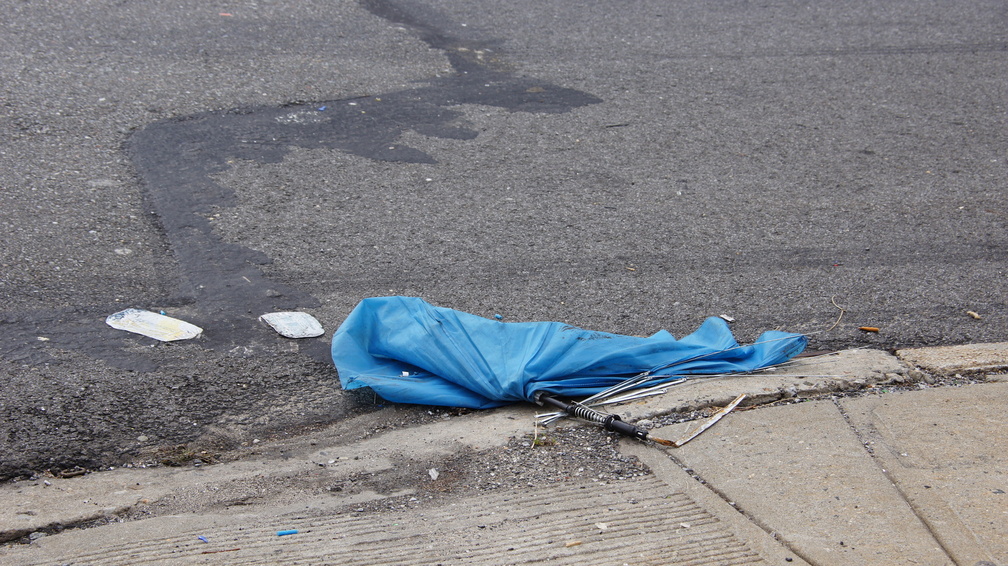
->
(841, 382, 1008, 565)
(620, 442, 807, 565)
(644, 399, 951, 565)
(4, 461, 804, 565)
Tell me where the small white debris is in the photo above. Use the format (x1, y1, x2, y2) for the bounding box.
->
(719, 314, 735, 323)
(428, 468, 439, 480)
(595, 522, 608, 531)
(259, 311, 325, 338)
(106, 309, 202, 341)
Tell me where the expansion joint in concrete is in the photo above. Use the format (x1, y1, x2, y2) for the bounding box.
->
(658, 449, 820, 566)
(829, 396, 961, 565)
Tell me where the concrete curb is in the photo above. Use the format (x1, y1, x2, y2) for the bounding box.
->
(896, 342, 1008, 375)
(2, 344, 1006, 565)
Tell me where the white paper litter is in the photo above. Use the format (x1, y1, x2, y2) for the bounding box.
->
(105, 309, 202, 341)
(259, 311, 325, 338)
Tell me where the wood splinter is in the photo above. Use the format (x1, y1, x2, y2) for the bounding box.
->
(673, 394, 746, 448)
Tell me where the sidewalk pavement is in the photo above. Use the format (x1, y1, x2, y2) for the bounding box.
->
(1, 344, 1005, 565)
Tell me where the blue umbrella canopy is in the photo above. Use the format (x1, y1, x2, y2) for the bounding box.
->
(332, 296, 807, 409)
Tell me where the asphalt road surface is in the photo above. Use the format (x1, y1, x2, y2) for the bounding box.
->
(1, 0, 1005, 479)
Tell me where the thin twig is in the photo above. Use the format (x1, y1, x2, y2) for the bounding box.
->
(827, 295, 845, 331)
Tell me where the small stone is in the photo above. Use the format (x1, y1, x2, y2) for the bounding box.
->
(137, 435, 149, 442)
(29, 532, 47, 542)
(884, 373, 905, 384)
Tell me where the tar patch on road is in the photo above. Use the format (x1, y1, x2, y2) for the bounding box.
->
(0, 0, 601, 372)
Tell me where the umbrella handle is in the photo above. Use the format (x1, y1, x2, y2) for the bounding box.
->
(536, 394, 649, 442)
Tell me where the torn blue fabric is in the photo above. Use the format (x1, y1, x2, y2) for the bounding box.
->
(332, 296, 807, 409)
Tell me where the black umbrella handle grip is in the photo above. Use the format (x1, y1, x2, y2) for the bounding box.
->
(603, 415, 649, 441)
(538, 393, 650, 442)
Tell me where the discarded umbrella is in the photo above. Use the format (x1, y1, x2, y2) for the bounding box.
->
(331, 297, 807, 440)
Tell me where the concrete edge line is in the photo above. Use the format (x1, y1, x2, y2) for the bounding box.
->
(827, 396, 966, 564)
(836, 391, 1003, 566)
(620, 440, 810, 565)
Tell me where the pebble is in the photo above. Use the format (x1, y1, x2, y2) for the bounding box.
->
(884, 373, 905, 384)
